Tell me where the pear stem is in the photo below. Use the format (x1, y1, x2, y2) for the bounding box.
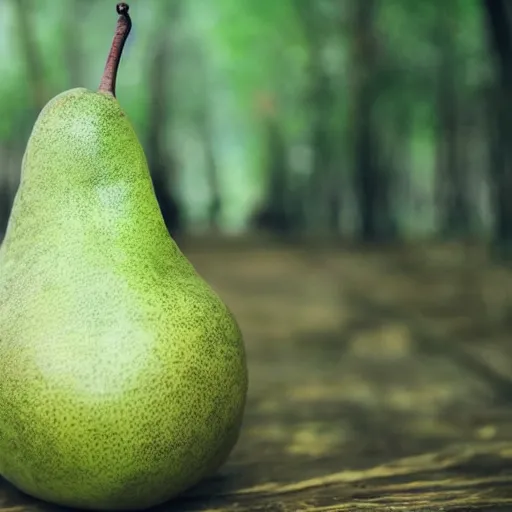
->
(98, 3, 132, 97)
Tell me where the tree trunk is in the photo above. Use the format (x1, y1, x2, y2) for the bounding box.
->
(63, 0, 87, 88)
(146, 2, 182, 236)
(252, 116, 291, 235)
(308, 61, 336, 233)
(0, 146, 15, 240)
(13, 0, 47, 114)
(350, 0, 384, 241)
(198, 104, 221, 231)
(482, 0, 512, 256)
(434, 5, 473, 238)
(295, 0, 337, 234)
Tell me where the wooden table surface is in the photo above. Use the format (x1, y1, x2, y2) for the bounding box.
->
(2, 240, 512, 511)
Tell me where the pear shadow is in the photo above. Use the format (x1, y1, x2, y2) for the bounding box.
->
(0, 476, 67, 512)
(0, 470, 240, 512)
(151, 471, 239, 512)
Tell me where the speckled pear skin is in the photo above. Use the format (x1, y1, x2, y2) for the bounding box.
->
(0, 88, 248, 511)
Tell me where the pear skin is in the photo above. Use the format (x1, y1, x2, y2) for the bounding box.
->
(0, 4, 247, 510)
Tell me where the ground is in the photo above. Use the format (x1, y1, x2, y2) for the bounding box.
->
(1, 238, 512, 511)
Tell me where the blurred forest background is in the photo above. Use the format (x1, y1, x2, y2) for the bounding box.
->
(2, 4, 512, 496)
(1, 0, 512, 253)
(1, 0, 512, 335)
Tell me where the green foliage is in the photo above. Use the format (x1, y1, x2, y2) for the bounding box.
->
(0, 0, 496, 236)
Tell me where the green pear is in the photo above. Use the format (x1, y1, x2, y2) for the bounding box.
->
(0, 3, 247, 510)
